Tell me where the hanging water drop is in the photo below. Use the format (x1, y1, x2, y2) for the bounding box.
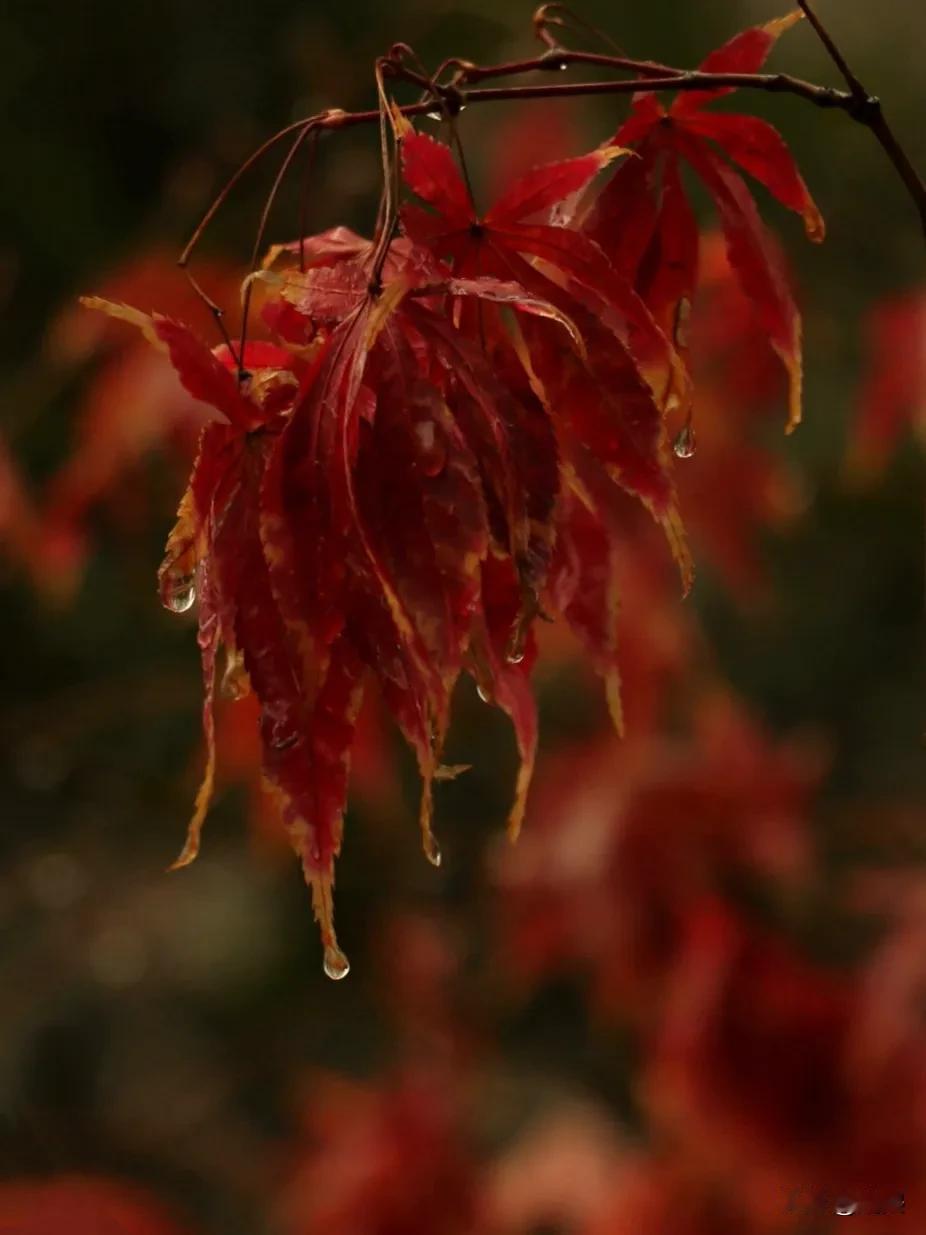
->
(164, 576, 196, 614)
(415, 419, 446, 476)
(834, 1199, 858, 1217)
(423, 833, 442, 868)
(672, 424, 697, 459)
(323, 945, 350, 980)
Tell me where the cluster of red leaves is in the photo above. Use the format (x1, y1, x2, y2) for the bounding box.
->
(587, 9, 823, 433)
(79, 12, 822, 972)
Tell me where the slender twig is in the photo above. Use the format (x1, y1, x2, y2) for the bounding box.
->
(297, 128, 320, 273)
(797, 0, 926, 238)
(533, 3, 629, 56)
(796, 0, 867, 98)
(180, 29, 926, 290)
(178, 116, 321, 268)
(368, 59, 403, 291)
(182, 268, 244, 371)
(238, 119, 317, 377)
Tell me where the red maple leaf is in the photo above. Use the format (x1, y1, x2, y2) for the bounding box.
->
(81, 230, 580, 968)
(585, 9, 823, 432)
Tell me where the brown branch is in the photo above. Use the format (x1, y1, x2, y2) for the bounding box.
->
(796, 0, 867, 98)
(797, 0, 926, 239)
(181, 31, 926, 281)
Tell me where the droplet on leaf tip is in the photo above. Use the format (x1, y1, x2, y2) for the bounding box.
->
(423, 833, 442, 868)
(672, 424, 697, 460)
(415, 419, 446, 476)
(164, 576, 196, 614)
(323, 945, 350, 981)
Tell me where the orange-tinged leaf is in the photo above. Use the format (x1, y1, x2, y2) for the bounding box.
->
(81, 296, 263, 432)
(169, 562, 220, 870)
(673, 10, 804, 115)
(472, 556, 539, 842)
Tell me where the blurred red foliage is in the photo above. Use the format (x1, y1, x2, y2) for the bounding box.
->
(846, 289, 926, 478)
(0, 1175, 192, 1235)
(277, 1071, 480, 1235)
(496, 691, 820, 1015)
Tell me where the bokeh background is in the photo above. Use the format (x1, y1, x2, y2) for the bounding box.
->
(1, 0, 924, 1231)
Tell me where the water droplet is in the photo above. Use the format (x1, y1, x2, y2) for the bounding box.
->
(834, 1199, 858, 1216)
(164, 576, 196, 614)
(505, 623, 527, 665)
(423, 833, 442, 867)
(415, 419, 446, 476)
(323, 945, 350, 980)
(672, 424, 697, 459)
(476, 683, 491, 704)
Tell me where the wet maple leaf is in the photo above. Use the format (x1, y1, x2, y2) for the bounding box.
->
(81, 227, 589, 970)
(75, 41, 824, 973)
(400, 129, 693, 587)
(586, 9, 823, 432)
